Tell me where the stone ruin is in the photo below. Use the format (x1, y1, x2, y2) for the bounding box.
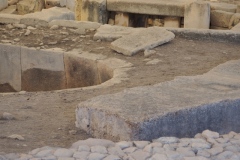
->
(0, 0, 240, 31)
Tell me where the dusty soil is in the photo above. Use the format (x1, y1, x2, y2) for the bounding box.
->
(0, 24, 240, 154)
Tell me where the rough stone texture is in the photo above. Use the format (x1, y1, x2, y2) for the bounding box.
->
(21, 47, 66, 92)
(0, 44, 21, 92)
(210, 10, 234, 28)
(111, 27, 175, 56)
(0, 14, 22, 24)
(115, 12, 129, 27)
(80, 0, 107, 24)
(164, 17, 181, 28)
(20, 7, 74, 27)
(107, 0, 186, 17)
(208, 2, 237, 13)
(49, 20, 101, 29)
(202, 130, 219, 139)
(229, 13, 240, 28)
(0, 5, 17, 14)
(66, 0, 75, 11)
(184, 1, 210, 29)
(0, 0, 8, 11)
(17, 0, 44, 15)
(76, 59, 240, 141)
(231, 22, 240, 31)
(45, 0, 60, 8)
(93, 24, 138, 41)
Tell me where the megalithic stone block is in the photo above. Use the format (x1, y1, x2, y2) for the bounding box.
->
(0, 0, 8, 11)
(164, 17, 181, 28)
(184, 1, 210, 29)
(80, 0, 107, 24)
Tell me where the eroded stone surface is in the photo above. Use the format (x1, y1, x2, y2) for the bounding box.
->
(111, 27, 175, 56)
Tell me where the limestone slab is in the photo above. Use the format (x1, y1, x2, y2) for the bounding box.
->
(231, 22, 240, 31)
(0, 5, 17, 14)
(21, 47, 66, 91)
(164, 17, 181, 28)
(210, 10, 234, 28)
(0, 44, 21, 92)
(49, 20, 101, 29)
(0, 14, 22, 24)
(184, 1, 210, 29)
(0, 0, 8, 11)
(81, 0, 107, 24)
(16, 0, 44, 15)
(107, 0, 186, 17)
(111, 27, 175, 56)
(208, 2, 237, 13)
(66, 0, 75, 11)
(76, 59, 240, 141)
(20, 7, 74, 27)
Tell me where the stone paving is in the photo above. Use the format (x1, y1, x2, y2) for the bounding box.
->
(1, 130, 240, 160)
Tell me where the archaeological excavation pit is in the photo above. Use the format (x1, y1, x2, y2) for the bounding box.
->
(0, 44, 113, 92)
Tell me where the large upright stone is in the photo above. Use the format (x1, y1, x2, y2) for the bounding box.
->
(184, 1, 210, 29)
(80, 0, 107, 24)
(21, 47, 66, 91)
(210, 10, 234, 28)
(111, 27, 175, 56)
(16, 0, 44, 15)
(0, 0, 8, 11)
(0, 44, 21, 92)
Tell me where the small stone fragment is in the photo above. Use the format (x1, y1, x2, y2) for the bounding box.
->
(24, 30, 31, 36)
(50, 25, 59, 30)
(202, 130, 220, 139)
(2, 112, 14, 120)
(8, 134, 24, 141)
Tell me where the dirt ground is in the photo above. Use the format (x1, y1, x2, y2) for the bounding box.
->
(0, 24, 240, 154)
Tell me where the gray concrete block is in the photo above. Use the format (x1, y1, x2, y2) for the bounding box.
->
(111, 27, 175, 56)
(107, 0, 185, 17)
(0, 44, 21, 92)
(76, 59, 240, 141)
(21, 47, 66, 91)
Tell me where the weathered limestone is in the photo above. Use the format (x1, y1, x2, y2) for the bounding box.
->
(229, 13, 240, 29)
(0, 0, 8, 11)
(80, 0, 107, 24)
(164, 17, 181, 28)
(231, 22, 240, 31)
(21, 47, 66, 92)
(49, 20, 101, 30)
(111, 27, 175, 56)
(0, 44, 21, 92)
(20, 7, 74, 27)
(93, 24, 137, 41)
(17, 0, 45, 15)
(45, 0, 60, 8)
(66, 0, 75, 11)
(76, 59, 240, 141)
(75, 0, 81, 20)
(0, 14, 22, 24)
(115, 12, 129, 27)
(184, 1, 210, 29)
(210, 10, 234, 28)
(107, 0, 186, 17)
(208, 2, 237, 13)
(0, 5, 17, 14)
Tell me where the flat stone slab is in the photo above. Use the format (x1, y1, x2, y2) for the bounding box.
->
(49, 20, 101, 30)
(208, 2, 237, 13)
(20, 7, 74, 27)
(107, 0, 186, 17)
(76, 59, 240, 141)
(93, 24, 140, 41)
(0, 14, 22, 24)
(111, 27, 175, 56)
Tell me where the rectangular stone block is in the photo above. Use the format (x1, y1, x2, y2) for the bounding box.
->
(81, 0, 107, 24)
(209, 2, 237, 13)
(0, 44, 21, 92)
(0, 0, 8, 11)
(164, 17, 181, 28)
(66, 0, 75, 11)
(107, 0, 185, 17)
(64, 53, 100, 88)
(210, 10, 234, 28)
(0, 5, 17, 14)
(115, 12, 129, 27)
(21, 47, 66, 91)
(184, 1, 210, 29)
(0, 14, 22, 24)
